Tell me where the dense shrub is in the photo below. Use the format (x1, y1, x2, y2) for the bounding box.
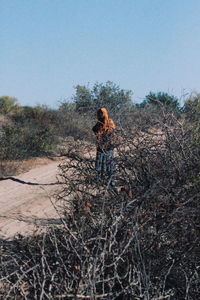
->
(12, 105, 58, 125)
(57, 107, 94, 142)
(140, 92, 180, 114)
(0, 105, 61, 165)
(183, 93, 200, 140)
(0, 122, 56, 161)
(0, 96, 20, 115)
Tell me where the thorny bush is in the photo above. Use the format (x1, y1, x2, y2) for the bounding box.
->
(0, 110, 200, 299)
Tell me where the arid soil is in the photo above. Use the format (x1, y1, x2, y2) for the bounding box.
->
(0, 159, 63, 239)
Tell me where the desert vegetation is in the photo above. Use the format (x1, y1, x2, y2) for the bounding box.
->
(0, 85, 200, 299)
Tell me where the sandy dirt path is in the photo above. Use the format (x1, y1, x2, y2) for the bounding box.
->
(0, 159, 63, 239)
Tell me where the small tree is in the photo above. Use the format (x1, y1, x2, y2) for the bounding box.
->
(73, 81, 133, 114)
(0, 96, 19, 115)
(141, 92, 180, 113)
(92, 81, 132, 112)
(183, 93, 200, 123)
(73, 85, 93, 113)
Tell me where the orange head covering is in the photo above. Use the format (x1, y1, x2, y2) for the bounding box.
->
(97, 107, 115, 133)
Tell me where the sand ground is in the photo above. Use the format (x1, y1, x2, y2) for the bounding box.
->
(0, 159, 63, 239)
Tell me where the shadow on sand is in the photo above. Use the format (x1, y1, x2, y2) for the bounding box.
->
(0, 176, 63, 186)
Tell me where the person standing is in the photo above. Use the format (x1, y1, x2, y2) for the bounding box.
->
(92, 107, 116, 185)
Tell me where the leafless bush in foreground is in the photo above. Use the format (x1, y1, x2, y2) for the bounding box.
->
(0, 111, 200, 299)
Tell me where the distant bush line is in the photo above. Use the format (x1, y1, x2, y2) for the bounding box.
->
(0, 83, 200, 166)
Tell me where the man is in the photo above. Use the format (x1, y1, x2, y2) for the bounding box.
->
(92, 107, 116, 185)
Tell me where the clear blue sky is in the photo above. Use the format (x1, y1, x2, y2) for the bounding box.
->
(1, 0, 200, 108)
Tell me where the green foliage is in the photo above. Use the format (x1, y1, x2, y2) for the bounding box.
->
(140, 91, 180, 113)
(0, 104, 60, 161)
(13, 104, 57, 125)
(0, 96, 19, 115)
(58, 101, 76, 113)
(73, 81, 133, 113)
(0, 123, 55, 160)
(0, 125, 20, 160)
(183, 94, 200, 150)
(58, 81, 133, 142)
(183, 93, 200, 123)
(73, 85, 93, 113)
(57, 107, 94, 141)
